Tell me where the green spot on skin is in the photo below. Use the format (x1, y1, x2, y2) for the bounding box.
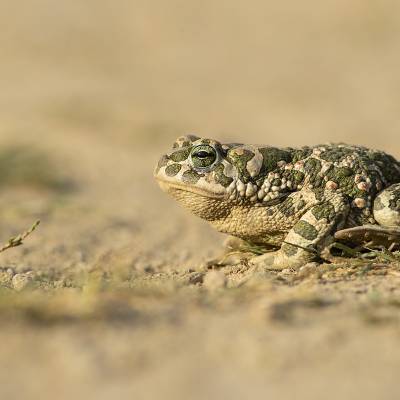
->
(182, 170, 202, 184)
(337, 167, 353, 178)
(279, 197, 297, 217)
(310, 176, 323, 188)
(304, 158, 321, 174)
(156, 155, 169, 173)
(227, 149, 255, 182)
(389, 199, 400, 211)
(291, 147, 312, 162)
(201, 139, 212, 144)
(325, 166, 358, 196)
(313, 189, 325, 202)
(259, 148, 292, 173)
(293, 220, 319, 241)
(214, 164, 233, 187)
(165, 163, 182, 177)
(290, 170, 305, 186)
(368, 152, 400, 182)
(272, 178, 281, 186)
(169, 148, 191, 162)
(320, 147, 353, 163)
(389, 193, 400, 210)
(312, 203, 335, 221)
(387, 185, 400, 211)
(282, 243, 298, 257)
(296, 199, 307, 211)
(373, 196, 385, 211)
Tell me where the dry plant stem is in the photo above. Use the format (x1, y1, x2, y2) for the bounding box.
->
(0, 220, 41, 254)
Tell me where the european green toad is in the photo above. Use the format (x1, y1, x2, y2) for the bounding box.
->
(155, 135, 400, 268)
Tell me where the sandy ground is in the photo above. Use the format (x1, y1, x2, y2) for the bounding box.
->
(1, 1, 400, 399)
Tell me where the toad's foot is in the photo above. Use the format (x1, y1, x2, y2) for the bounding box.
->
(204, 251, 254, 269)
(203, 236, 267, 269)
(249, 250, 306, 270)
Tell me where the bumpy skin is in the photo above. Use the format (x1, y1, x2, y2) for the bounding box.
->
(154, 135, 400, 268)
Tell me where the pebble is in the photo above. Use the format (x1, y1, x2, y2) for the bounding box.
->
(298, 262, 319, 277)
(12, 273, 35, 291)
(203, 270, 227, 290)
(0, 269, 14, 285)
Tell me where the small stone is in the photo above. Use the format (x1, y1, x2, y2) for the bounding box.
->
(298, 262, 319, 277)
(203, 271, 227, 290)
(12, 273, 35, 291)
(136, 263, 155, 274)
(0, 269, 14, 285)
(54, 280, 65, 289)
(187, 272, 205, 285)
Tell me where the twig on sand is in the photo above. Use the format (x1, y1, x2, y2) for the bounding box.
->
(0, 220, 41, 254)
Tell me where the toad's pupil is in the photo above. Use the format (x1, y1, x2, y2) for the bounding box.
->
(196, 151, 210, 158)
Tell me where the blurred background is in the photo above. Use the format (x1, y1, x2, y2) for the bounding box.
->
(1, 1, 400, 399)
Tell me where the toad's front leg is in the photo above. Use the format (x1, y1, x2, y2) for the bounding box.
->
(250, 193, 350, 269)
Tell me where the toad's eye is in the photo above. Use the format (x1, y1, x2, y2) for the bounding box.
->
(190, 145, 218, 170)
(195, 151, 210, 159)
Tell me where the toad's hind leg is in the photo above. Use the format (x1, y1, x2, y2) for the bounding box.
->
(374, 183, 400, 228)
(251, 192, 350, 269)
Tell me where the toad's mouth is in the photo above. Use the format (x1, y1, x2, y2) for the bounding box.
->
(156, 177, 225, 200)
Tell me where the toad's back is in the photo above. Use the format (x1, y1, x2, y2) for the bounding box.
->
(271, 143, 400, 224)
